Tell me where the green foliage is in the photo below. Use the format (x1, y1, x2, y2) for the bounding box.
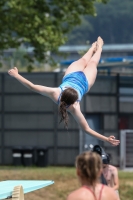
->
(67, 17, 93, 45)
(90, 0, 133, 43)
(68, 0, 133, 44)
(0, 0, 107, 69)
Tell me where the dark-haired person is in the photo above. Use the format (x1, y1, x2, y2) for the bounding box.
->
(102, 154, 120, 200)
(92, 144, 107, 185)
(67, 151, 119, 200)
(8, 37, 119, 146)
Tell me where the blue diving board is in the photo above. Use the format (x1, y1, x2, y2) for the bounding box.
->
(0, 180, 54, 199)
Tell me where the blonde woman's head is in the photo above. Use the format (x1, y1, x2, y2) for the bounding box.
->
(76, 151, 102, 187)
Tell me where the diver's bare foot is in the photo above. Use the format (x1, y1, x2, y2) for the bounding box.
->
(91, 41, 97, 54)
(97, 36, 104, 49)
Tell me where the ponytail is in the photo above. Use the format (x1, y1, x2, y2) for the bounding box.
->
(59, 101, 69, 128)
(76, 151, 102, 188)
(58, 87, 78, 128)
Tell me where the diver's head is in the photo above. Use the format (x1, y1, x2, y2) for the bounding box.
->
(59, 88, 78, 128)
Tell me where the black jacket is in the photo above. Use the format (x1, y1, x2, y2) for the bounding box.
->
(100, 173, 107, 185)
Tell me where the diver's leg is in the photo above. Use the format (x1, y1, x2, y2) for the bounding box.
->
(64, 42, 97, 76)
(83, 37, 104, 89)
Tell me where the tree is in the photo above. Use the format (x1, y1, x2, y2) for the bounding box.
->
(0, 0, 107, 70)
(68, 0, 133, 44)
(88, 0, 133, 44)
(66, 17, 93, 45)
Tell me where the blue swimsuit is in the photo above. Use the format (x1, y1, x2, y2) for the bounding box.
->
(58, 71, 89, 104)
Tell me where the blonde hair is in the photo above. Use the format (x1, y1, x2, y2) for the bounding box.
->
(76, 151, 102, 187)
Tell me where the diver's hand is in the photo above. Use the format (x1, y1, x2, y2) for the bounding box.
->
(108, 135, 120, 146)
(8, 67, 18, 78)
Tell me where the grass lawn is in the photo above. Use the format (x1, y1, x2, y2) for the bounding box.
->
(0, 166, 133, 200)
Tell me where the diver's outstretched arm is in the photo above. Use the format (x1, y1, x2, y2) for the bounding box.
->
(8, 67, 56, 98)
(68, 104, 120, 146)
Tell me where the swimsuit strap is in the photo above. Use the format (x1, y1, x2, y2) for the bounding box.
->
(82, 185, 104, 200)
(82, 186, 97, 200)
(98, 185, 104, 200)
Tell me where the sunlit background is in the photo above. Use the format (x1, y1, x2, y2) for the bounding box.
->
(0, 0, 133, 200)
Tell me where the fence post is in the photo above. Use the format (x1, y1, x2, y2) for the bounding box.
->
(1, 73, 5, 164)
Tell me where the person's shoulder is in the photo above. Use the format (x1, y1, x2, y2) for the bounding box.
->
(66, 188, 82, 200)
(49, 87, 61, 103)
(67, 192, 76, 200)
(67, 101, 80, 112)
(52, 87, 60, 92)
(103, 185, 119, 200)
(109, 165, 118, 172)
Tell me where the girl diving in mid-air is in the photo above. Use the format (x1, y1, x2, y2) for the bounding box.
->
(8, 37, 120, 146)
